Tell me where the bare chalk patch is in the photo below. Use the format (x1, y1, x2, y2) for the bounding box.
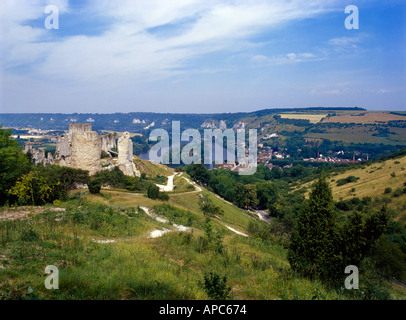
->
(225, 225, 248, 237)
(141, 206, 190, 239)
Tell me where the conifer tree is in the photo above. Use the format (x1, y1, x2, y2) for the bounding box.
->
(288, 173, 342, 281)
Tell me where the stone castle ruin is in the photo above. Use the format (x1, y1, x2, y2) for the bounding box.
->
(26, 123, 140, 177)
(24, 142, 54, 166)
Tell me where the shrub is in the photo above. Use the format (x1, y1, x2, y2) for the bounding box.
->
(392, 188, 403, 198)
(88, 180, 101, 194)
(20, 226, 39, 242)
(8, 171, 57, 205)
(198, 218, 224, 254)
(199, 194, 224, 217)
(384, 187, 392, 194)
(371, 235, 406, 282)
(202, 272, 231, 300)
(147, 184, 159, 199)
(158, 192, 169, 201)
(336, 176, 359, 186)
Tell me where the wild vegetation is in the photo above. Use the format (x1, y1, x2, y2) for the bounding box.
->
(1, 125, 406, 300)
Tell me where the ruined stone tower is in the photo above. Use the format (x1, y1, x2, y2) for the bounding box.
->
(54, 124, 101, 175)
(70, 130, 102, 175)
(117, 132, 141, 177)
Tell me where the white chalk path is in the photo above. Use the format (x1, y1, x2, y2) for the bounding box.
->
(180, 174, 202, 192)
(156, 174, 176, 192)
(140, 206, 191, 239)
(225, 225, 249, 237)
(155, 172, 202, 193)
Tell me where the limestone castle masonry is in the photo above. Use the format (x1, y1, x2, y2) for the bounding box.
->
(27, 123, 140, 177)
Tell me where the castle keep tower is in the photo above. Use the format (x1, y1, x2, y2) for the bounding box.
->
(69, 124, 102, 175)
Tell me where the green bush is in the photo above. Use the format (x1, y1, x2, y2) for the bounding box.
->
(392, 188, 403, 198)
(147, 183, 159, 199)
(371, 235, 406, 282)
(88, 180, 101, 194)
(336, 176, 359, 186)
(202, 272, 231, 300)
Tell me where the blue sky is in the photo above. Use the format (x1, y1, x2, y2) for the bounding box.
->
(0, 0, 405, 113)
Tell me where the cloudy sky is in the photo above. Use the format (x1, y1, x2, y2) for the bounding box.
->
(0, 0, 405, 113)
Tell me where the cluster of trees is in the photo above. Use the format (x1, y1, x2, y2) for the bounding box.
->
(92, 166, 147, 192)
(289, 174, 406, 294)
(0, 127, 31, 205)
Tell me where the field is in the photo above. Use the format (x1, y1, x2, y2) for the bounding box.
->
(279, 113, 327, 124)
(305, 125, 406, 145)
(321, 111, 406, 124)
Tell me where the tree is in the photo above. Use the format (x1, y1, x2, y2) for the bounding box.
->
(8, 171, 56, 205)
(147, 183, 160, 199)
(289, 173, 390, 285)
(234, 183, 259, 209)
(199, 193, 224, 217)
(244, 184, 259, 208)
(288, 173, 342, 282)
(0, 127, 31, 205)
(256, 181, 278, 209)
(186, 164, 210, 185)
(234, 182, 245, 208)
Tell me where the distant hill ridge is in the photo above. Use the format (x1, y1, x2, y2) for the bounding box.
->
(0, 107, 366, 132)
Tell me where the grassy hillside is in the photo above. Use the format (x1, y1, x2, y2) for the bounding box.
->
(132, 156, 174, 177)
(2, 161, 406, 300)
(0, 169, 372, 300)
(299, 155, 406, 223)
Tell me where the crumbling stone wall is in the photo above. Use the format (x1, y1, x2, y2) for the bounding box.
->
(100, 133, 117, 154)
(55, 134, 70, 162)
(117, 132, 140, 177)
(24, 142, 33, 154)
(69, 123, 92, 135)
(24, 142, 54, 166)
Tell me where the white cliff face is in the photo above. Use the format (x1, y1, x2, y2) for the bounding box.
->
(144, 122, 155, 130)
(201, 119, 218, 129)
(132, 118, 146, 124)
(117, 132, 141, 178)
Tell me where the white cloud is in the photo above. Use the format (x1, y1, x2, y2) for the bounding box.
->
(251, 52, 323, 66)
(328, 34, 369, 52)
(1, 0, 342, 83)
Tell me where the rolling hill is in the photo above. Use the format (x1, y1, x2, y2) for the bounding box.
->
(299, 153, 406, 223)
